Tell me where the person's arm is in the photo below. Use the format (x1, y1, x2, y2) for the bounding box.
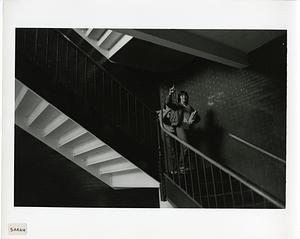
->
(188, 106, 200, 125)
(165, 86, 177, 110)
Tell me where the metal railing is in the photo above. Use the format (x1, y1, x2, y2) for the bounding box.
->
(16, 28, 158, 153)
(158, 110, 284, 208)
(228, 133, 286, 164)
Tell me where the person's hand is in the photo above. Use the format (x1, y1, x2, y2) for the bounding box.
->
(188, 110, 197, 124)
(168, 85, 175, 95)
(188, 119, 195, 125)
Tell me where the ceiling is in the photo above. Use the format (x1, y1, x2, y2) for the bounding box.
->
(185, 30, 285, 53)
(110, 29, 286, 72)
(75, 28, 286, 72)
(110, 37, 196, 72)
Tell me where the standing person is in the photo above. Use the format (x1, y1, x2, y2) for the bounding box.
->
(165, 85, 200, 172)
(159, 104, 177, 174)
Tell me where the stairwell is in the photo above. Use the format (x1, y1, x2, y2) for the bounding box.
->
(15, 28, 285, 209)
(15, 28, 170, 207)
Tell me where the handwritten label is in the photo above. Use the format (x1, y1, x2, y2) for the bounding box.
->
(8, 223, 27, 235)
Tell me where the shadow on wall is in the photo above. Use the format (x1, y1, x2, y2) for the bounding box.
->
(191, 109, 226, 165)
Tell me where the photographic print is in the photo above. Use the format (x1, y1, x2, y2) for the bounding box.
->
(14, 28, 286, 208)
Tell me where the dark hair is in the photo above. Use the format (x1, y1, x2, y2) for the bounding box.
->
(178, 91, 189, 103)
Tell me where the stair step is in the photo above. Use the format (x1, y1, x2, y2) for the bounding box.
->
(30, 110, 58, 131)
(27, 100, 49, 126)
(88, 29, 106, 41)
(97, 30, 112, 47)
(86, 148, 121, 166)
(74, 29, 132, 60)
(15, 90, 45, 119)
(109, 34, 133, 57)
(98, 158, 136, 174)
(15, 79, 23, 95)
(15, 84, 28, 110)
(58, 126, 87, 147)
(111, 169, 159, 188)
(73, 139, 105, 156)
(86, 155, 123, 166)
(99, 166, 137, 175)
(43, 114, 68, 137)
(101, 31, 123, 51)
(85, 28, 93, 37)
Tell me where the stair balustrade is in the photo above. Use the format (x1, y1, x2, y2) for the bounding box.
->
(158, 110, 284, 208)
(15, 28, 159, 179)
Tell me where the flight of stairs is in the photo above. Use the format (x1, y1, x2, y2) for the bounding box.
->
(15, 79, 159, 189)
(74, 28, 132, 59)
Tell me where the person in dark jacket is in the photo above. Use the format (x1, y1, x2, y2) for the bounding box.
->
(159, 104, 177, 174)
(165, 85, 200, 172)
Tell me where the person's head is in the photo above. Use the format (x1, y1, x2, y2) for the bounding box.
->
(178, 91, 189, 104)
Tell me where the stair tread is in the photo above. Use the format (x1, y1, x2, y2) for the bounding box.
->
(43, 114, 69, 136)
(73, 139, 106, 156)
(99, 166, 138, 175)
(86, 154, 122, 166)
(27, 100, 49, 126)
(15, 85, 28, 110)
(58, 126, 87, 146)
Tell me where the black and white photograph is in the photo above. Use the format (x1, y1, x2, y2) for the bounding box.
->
(2, 1, 300, 238)
(14, 28, 286, 208)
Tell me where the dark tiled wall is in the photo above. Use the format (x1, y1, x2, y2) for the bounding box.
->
(159, 35, 286, 201)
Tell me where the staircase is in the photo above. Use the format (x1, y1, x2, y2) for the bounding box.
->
(158, 114, 285, 208)
(15, 79, 159, 189)
(73, 28, 132, 59)
(16, 28, 160, 181)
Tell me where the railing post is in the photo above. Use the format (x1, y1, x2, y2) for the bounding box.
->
(157, 113, 166, 202)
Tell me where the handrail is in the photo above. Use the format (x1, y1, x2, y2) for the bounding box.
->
(158, 110, 284, 208)
(228, 133, 286, 164)
(55, 29, 153, 113)
(17, 28, 159, 165)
